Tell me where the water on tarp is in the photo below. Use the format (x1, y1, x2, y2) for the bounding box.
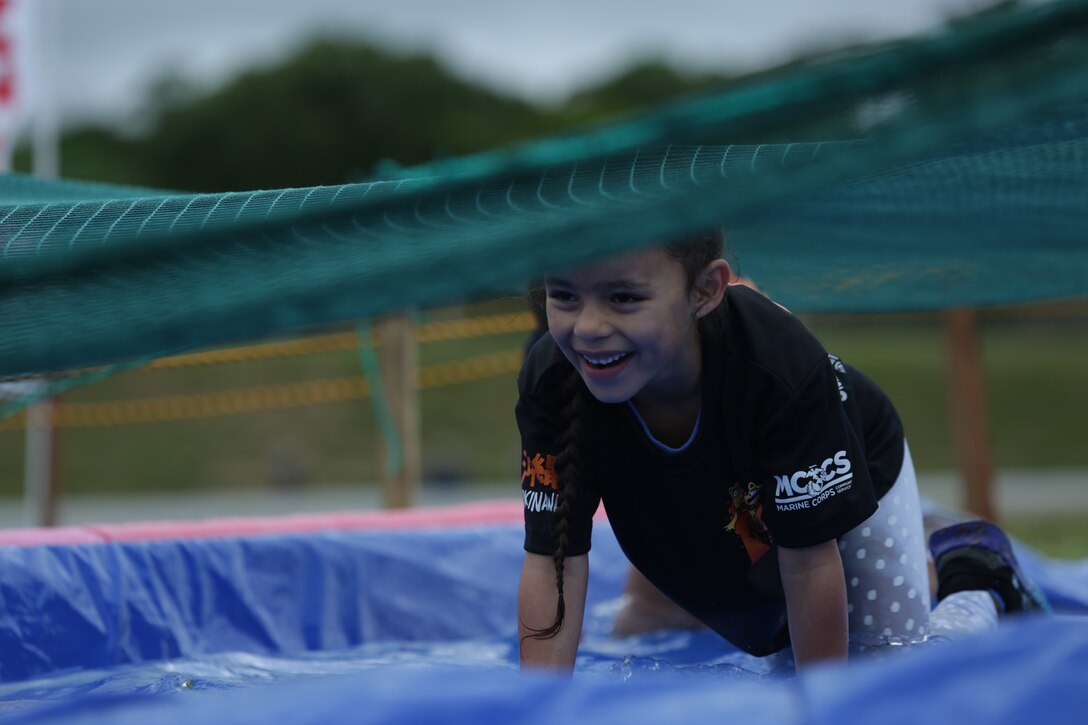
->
(0, 598, 947, 717)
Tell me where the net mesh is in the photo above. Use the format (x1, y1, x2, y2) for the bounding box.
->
(1, 0, 1087, 382)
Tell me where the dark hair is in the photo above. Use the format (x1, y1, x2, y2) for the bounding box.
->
(665, 227, 728, 338)
(521, 228, 727, 641)
(664, 227, 726, 288)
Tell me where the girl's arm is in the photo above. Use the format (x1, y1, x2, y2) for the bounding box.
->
(778, 539, 849, 669)
(518, 552, 588, 673)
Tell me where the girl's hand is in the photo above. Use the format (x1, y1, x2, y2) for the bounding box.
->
(778, 539, 849, 669)
(518, 552, 588, 673)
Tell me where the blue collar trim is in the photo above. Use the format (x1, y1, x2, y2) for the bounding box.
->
(625, 401, 701, 454)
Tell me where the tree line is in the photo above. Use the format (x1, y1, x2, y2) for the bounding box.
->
(14, 2, 1019, 193)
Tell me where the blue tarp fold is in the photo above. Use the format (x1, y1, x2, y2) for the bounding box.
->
(0, 518, 1085, 723)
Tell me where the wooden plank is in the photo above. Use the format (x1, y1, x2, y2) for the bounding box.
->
(944, 309, 996, 521)
(376, 314, 421, 509)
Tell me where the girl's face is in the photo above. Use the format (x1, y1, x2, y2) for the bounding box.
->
(545, 247, 725, 405)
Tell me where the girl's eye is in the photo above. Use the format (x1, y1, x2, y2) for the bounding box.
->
(611, 293, 643, 305)
(547, 290, 577, 303)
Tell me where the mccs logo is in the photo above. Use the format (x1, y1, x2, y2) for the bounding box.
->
(773, 451, 853, 511)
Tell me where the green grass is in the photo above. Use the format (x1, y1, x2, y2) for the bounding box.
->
(807, 314, 1088, 470)
(1, 305, 1086, 504)
(0, 325, 528, 495)
(1004, 515, 1088, 560)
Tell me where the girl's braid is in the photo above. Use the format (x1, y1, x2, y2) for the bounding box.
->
(522, 365, 586, 640)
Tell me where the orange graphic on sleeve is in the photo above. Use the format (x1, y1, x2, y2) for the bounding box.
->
(521, 450, 558, 489)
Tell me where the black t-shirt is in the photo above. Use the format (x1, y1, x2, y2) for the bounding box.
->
(517, 285, 905, 656)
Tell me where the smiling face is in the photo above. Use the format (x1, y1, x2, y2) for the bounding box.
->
(545, 247, 727, 406)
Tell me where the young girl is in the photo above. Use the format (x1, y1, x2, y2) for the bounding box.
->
(516, 229, 1045, 672)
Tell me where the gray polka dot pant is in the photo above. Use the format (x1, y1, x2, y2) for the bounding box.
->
(837, 442, 997, 646)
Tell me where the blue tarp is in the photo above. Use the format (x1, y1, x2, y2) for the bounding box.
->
(0, 515, 1086, 723)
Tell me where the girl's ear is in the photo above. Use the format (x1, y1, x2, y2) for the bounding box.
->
(692, 259, 731, 319)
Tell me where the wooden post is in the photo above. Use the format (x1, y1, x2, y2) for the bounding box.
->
(944, 309, 996, 521)
(376, 314, 421, 509)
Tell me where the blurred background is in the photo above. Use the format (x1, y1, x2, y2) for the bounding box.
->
(0, 0, 1085, 555)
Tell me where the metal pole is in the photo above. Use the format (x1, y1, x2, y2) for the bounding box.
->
(23, 393, 58, 526)
(23, 0, 62, 526)
(32, 0, 59, 178)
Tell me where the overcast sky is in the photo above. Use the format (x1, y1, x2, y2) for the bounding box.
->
(48, 0, 1000, 126)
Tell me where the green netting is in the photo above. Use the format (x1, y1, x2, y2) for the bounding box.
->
(1, 0, 1087, 385)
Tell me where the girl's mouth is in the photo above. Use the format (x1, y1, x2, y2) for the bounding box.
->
(580, 352, 632, 369)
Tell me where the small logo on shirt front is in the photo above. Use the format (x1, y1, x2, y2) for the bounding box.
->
(725, 481, 772, 563)
(773, 451, 853, 512)
(522, 450, 558, 512)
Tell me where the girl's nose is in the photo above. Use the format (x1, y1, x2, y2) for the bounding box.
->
(573, 304, 611, 340)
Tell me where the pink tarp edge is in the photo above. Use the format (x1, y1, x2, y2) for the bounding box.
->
(0, 499, 537, 547)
